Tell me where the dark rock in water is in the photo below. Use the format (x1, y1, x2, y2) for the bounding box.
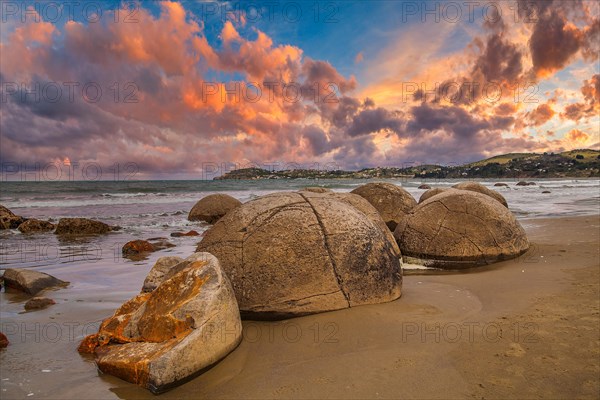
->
(419, 187, 451, 203)
(0, 332, 8, 348)
(111, 225, 123, 231)
(418, 184, 431, 189)
(24, 297, 56, 310)
(55, 218, 111, 235)
(0, 205, 26, 229)
(197, 191, 402, 319)
(350, 182, 417, 232)
(78, 253, 241, 394)
(452, 182, 508, 207)
(18, 219, 55, 233)
(122, 240, 156, 256)
(542, 190, 551, 194)
(516, 181, 536, 186)
(2, 269, 69, 295)
(188, 194, 242, 224)
(148, 239, 176, 251)
(170, 230, 200, 237)
(494, 183, 508, 187)
(142, 256, 184, 293)
(300, 187, 332, 193)
(394, 190, 529, 269)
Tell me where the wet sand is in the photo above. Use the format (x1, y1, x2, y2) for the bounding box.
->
(1, 215, 599, 399)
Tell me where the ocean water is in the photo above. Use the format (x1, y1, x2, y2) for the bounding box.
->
(1, 178, 599, 271)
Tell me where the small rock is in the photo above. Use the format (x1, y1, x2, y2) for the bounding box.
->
(516, 181, 536, 186)
(18, 219, 55, 233)
(55, 218, 111, 235)
(170, 230, 200, 237)
(24, 297, 56, 310)
(494, 183, 508, 187)
(0, 332, 8, 348)
(542, 190, 551, 194)
(418, 184, 431, 189)
(122, 240, 155, 256)
(300, 187, 332, 193)
(148, 239, 176, 251)
(2, 269, 68, 295)
(0, 205, 26, 230)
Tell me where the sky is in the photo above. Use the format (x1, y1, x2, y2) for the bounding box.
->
(1, 0, 599, 179)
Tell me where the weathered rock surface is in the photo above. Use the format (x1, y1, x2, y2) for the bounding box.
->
(142, 256, 184, 293)
(419, 188, 451, 203)
(452, 182, 508, 207)
(78, 253, 241, 394)
(170, 230, 200, 237)
(18, 219, 55, 233)
(122, 240, 155, 256)
(350, 182, 417, 231)
(394, 190, 530, 269)
(24, 297, 56, 310)
(197, 191, 402, 319)
(188, 194, 242, 224)
(0, 205, 26, 229)
(0, 332, 8, 348)
(300, 187, 332, 193)
(55, 218, 111, 235)
(2, 269, 69, 295)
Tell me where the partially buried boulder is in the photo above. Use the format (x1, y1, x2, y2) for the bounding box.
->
(78, 253, 241, 394)
(188, 194, 241, 224)
(394, 190, 529, 269)
(18, 219, 55, 233)
(2, 269, 68, 295)
(0, 205, 26, 229)
(419, 187, 450, 203)
(350, 182, 417, 231)
(24, 297, 56, 310)
(452, 182, 508, 207)
(197, 191, 402, 319)
(55, 218, 111, 235)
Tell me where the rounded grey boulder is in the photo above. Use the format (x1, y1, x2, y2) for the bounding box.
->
(188, 194, 242, 224)
(197, 191, 402, 319)
(452, 182, 508, 207)
(350, 182, 417, 231)
(394, 190, 529, 269)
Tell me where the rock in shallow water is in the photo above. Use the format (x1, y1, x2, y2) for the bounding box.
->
(79, 253, 241, 394)
(18, 219, 55, 233)
(0, 332, 8, 348)
(188, 194, 242, 224)
(24, 297, 56, 310)
(197, 191, 402, 319)
(2, 269, 69, 295)
(55, 218, 111, 235)
(0, 205, 26, 230)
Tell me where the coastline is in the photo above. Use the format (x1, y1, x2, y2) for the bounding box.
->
(1, 215, 598, 399)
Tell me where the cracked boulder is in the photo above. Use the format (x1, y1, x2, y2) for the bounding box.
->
(452, 182, 508, 207)
(394, 190, 529, 269)
(350, 182, 416, 231)
(419, 188, 450, 203)
(196, 191, 402, 319)
(78, 253, 241, 394)
(188, 194, 242, 224)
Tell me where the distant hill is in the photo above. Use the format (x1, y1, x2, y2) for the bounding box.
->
(214, 149, 600, 180)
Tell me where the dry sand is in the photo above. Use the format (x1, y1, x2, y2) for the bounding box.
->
(1, 215, 599, 399)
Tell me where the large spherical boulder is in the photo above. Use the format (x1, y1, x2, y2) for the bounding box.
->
(452, 182, 508, 207)
(419, 188, 450, 203)
(394, 190, 529, 269)
(350, 183, 417, 231)
(188, 194, 242, 224)
(196, 191, 402, 319)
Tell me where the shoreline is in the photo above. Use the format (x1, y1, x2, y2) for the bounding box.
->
(1, 215, 598, 399)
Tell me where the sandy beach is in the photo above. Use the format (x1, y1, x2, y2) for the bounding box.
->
(1, 214, 598, 399)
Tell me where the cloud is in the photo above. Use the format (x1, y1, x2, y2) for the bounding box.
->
(526, 103, 555, 126)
